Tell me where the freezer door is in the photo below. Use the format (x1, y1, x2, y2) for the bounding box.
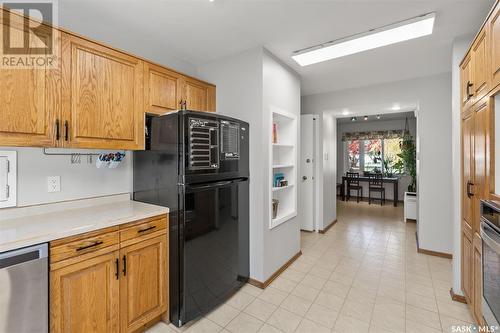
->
(174, 179, 249, 326)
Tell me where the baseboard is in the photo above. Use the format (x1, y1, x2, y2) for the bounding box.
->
(247, 251, 302, 289)
(415, 232, 452, 259)
(319, 220, 337, 234)
(450, 288, 467, 304)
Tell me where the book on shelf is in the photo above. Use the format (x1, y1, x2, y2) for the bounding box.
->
(272, 123, 278, 144)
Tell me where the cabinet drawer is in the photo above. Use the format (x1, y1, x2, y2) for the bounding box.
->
(50, 229, 119, 263)
(120, 217, 167, 246)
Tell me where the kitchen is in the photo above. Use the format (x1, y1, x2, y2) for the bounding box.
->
(1, 1, 500, 332)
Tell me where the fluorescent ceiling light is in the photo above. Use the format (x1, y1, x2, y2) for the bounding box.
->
(292, 12, 435, 66)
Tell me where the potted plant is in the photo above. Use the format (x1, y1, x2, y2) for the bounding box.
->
(393, 134, 416, 192)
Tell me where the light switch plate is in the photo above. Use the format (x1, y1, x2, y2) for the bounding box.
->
(47, 176, 61, 193)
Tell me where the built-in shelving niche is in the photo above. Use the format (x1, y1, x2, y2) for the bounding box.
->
(270, 109, 298, 229)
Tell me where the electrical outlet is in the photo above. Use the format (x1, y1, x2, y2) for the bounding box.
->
(47, 176, 60, 193)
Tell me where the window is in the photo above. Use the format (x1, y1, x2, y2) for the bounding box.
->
(345, 137, 404, 175)
(347, 140, 360, 171)
(364, 139, 382, 173)
(384, 138, 403, 175)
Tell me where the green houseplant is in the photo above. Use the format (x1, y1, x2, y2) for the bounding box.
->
(395, 134, 417, 192)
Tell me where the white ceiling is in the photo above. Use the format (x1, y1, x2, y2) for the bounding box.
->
(59, 0, 493, 96)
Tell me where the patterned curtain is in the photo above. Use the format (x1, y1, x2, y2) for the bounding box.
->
(341, 129, 409, 141)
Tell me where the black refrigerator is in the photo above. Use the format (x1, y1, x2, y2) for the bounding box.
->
(133, 110, 250, 327)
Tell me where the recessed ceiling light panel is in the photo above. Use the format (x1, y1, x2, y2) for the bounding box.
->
(292, 12, 435, 66)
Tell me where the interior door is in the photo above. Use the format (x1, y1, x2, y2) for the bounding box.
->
(300, 115, 315, 231)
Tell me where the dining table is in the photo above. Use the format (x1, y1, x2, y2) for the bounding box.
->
(340, 175, 400, 207)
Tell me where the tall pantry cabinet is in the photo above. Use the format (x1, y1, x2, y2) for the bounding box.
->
(460, 0, 500, 325)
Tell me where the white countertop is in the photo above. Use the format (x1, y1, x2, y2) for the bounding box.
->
(0, 194, 169, 253)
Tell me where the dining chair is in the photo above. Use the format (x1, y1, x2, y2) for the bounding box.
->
(368, 173, 385, 206)
(346, 172, 363, 203)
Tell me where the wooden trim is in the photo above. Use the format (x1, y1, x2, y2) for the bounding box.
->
(416, 231, 453, 259)
(247, 251, 302, 289)
(450, 288, 468, 304)
(319, 220, 337, 234)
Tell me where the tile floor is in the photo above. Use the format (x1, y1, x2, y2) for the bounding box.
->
(148, 200, 474, 333)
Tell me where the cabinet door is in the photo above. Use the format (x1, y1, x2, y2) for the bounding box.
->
(0, 11, 60, 147)
(461, 53, 474, 111)
(473, 233, 483, 325)
(120, 235, 168, 333)
(50, 251, 120, 333)
(472, 28, 489, 101)
(490, 4, 500, 89)
(461, 229, 473, 302)
(144, 62, 183, 115)
(183, 78, 216, 112)
(473, 98, 490, 234)
(61, 33, 144, 150)
(462, 111, 474, 228)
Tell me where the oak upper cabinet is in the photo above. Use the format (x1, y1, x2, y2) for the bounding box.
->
(489, 4, 500, 89)
(0, 9, 60, 147)
(144, 62, 183, 115)
(120, 235, 168, 332)
(182, 77, 216, 112)
(61, 33, 144, 150)
(472, 28, 489, 101)
(461, 52, 474, 111)
(50, 251, 120, 333)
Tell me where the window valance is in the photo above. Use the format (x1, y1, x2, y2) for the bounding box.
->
(341, 129, 409, 142)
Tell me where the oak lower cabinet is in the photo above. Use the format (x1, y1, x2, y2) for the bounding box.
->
(50, 251, 120, 333)
(50, 215, 168, 333)
(120, 235, 168, 332)
(461, 223, 473, 303)
(473, 233, 483, 325)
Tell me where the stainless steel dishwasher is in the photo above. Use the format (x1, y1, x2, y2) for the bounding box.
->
(0, 243, 48, 333)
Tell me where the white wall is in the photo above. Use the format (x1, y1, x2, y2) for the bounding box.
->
(196, 47, 265, 281)
(197, 47, 301, 282)
(0, 147, 132, 207)
(322, 113, 337, 227)
(302, 73, 454, 254)
(262, 50, 301, 279)
(336, 117, 416, 201)
(451, 34, 474, 296)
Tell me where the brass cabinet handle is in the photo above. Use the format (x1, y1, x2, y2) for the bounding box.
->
(76, 240, 103, 252)
(115, 258, 119, 280)
(137, 225, 156, 234)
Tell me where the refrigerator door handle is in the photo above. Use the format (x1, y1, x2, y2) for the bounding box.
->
(186, 178, 247, 192)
